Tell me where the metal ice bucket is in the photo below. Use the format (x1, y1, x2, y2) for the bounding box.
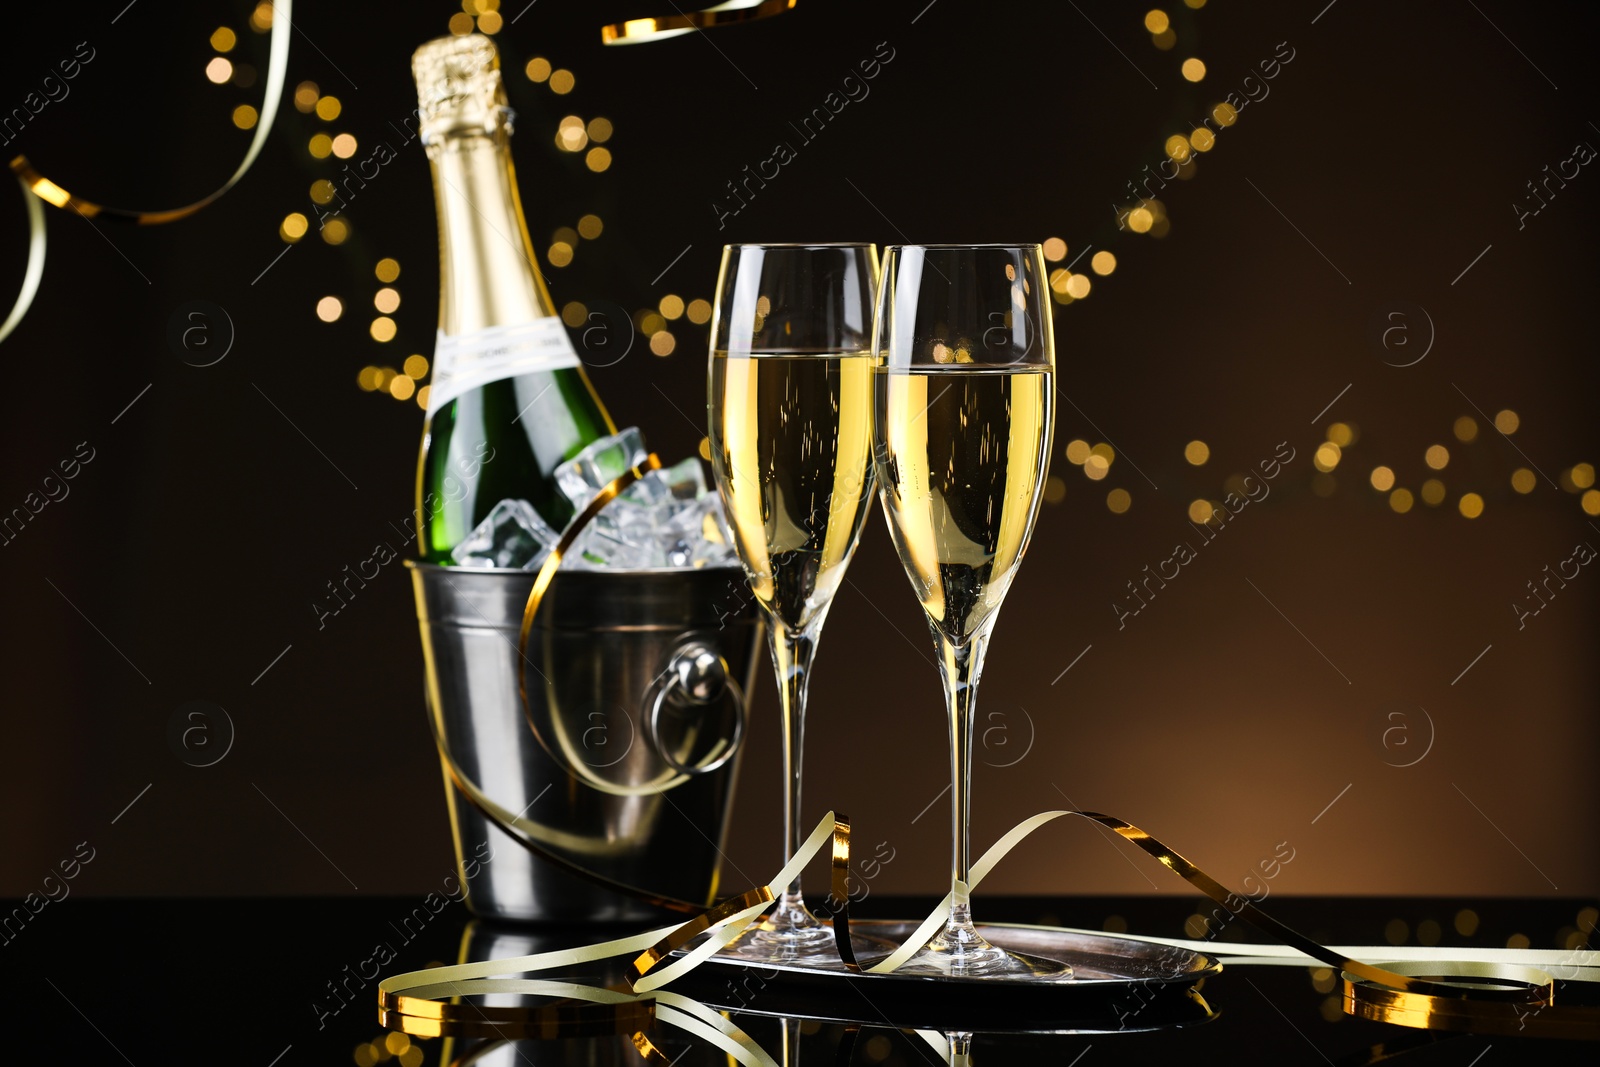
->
(408, 562, 760, 922)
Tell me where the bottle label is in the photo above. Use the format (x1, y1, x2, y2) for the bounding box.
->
(427, 318, 581, 417)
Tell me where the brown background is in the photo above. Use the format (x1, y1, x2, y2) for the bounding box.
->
(1, 0, 1594, 903)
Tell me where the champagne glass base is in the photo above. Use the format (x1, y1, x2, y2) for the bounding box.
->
(717, 915, 899, 967)
(896, 928, 1075, 979)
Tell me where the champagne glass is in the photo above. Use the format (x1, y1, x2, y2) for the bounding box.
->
(708, 244, 879, 961)
(872, 245, 1064, 976)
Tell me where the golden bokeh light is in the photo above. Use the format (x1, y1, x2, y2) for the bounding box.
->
(550, 69, 575, 94)
(1185, 0, 1207, 7)
(1091, 250, 1117, 275)
(308, 133, 333, 159)
(552, 225, 580, 248)
(370, 316, 397, 342)
(561, 301, 587, 327)
(1389, 488, 1414, 513)
(1164, 134, 1192, 162)
(1144, 9, 1170, 34)
(1153, 28, 1176, 50)
(293, 81, 319, 112)
(586, 147, 612, 172)
(649, 331, 676, 356)
(1313, 442, 1341, 472)
(1453, 415, 1478, 442)
(1084, 455, 1111, 481)
(1042, 237, 1067, 262)
(249, 1, 274, 30)
(526, 57, 551, 82)
(279, 212, 308, 242)
(1065, 439, 1091, 465)
(1582, 489, 1600, 516)
(1042, 475, 1067, 504)
(587, 117, 613, 143)
(309, 179, 336, 204)
(698, 436, 712, 461)
(1212, 101, 1237, 126)
(1189, 127, 1215, 152)
(1128, 207, 1154, 233)
(232, 105, 259, 129)
(321, 217, 350, 244)
(1455, 909, 1480, 936)
(577, 213, 604, 239)
(403, 354, 429, 378)
(1065, 273, 1091, 299)
(374, 288, 401, 313)
(639, 311, 666, 336)
(1424, 444, 1450, 470)
(1572, 462, 1595, 489)
(1182, 58, 1207, 82)
(205, 57, 233, 84)
(211, 26, 237, 52)
(1184, 440, 1209, 465)
(1326, 422, 1355, 447)
(357, 366, 379, 391)
(1458, 492, 1484, 519)
(316, 296, 343, 322)
(478, 10, 504, 33)
(1370, 466, 1395, 491)
(390, 374, 416, 400)
(556, 116, 588, 153)
(448, 11, 474, 34)
(1107, 488, 1132, 513)
(315, 95, 342, 121)
(1188, 499, 1213, 523)
(1421, 479, 1446, 506)
(331, 133, 358, 159)
(659, 294, 685, 320)
(1494, 409, 1519, 434)
(415, 385, 430, 410)
(686, 299, 712, 325)
(375, 258, 401, 283)
(548, 242, 573, 267)
(1510, 468, 1536, 494)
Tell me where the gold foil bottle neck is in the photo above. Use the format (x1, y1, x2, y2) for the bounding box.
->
(412, 33, 510, 146)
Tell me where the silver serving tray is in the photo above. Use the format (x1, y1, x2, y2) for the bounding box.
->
(670, 921, 1222, 1033)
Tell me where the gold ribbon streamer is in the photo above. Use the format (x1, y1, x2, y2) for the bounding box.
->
(0, 0, 293, 344)
(515, 453, 684, 800)
(601, 0, 798, 46)
(382, 808, 1582, 1048)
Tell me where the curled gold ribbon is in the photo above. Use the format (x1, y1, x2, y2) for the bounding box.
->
(382, 808, 1583, 1048)
(0, 0, 293, 345)
(515, 453, 684, 800)
(601, 0, 798, 46)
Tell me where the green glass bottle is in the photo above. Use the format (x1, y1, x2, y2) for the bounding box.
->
(411, 34, 613, 562)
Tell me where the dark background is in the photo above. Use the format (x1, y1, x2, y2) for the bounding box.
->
(2, 0, 1595, 904)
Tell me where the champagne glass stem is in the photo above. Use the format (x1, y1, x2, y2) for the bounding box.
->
(768, 617, 819, 929)
(937, 629, 989, 945)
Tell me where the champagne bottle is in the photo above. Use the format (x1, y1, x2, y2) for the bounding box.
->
(411, 34, 614, 562)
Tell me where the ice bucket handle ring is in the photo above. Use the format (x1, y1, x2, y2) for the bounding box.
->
(645, 641, 746, 776)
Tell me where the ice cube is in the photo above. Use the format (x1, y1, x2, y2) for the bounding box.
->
(557, 452, 739, 571)
(621, 456, 707, 508)
(554, 427, 648, 509)
(656, 495, 739, 569)
(450, 499, 558, 570)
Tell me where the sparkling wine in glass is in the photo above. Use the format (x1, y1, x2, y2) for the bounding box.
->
(708, 244, 879, 962)
(873, 244, 1066, 976)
